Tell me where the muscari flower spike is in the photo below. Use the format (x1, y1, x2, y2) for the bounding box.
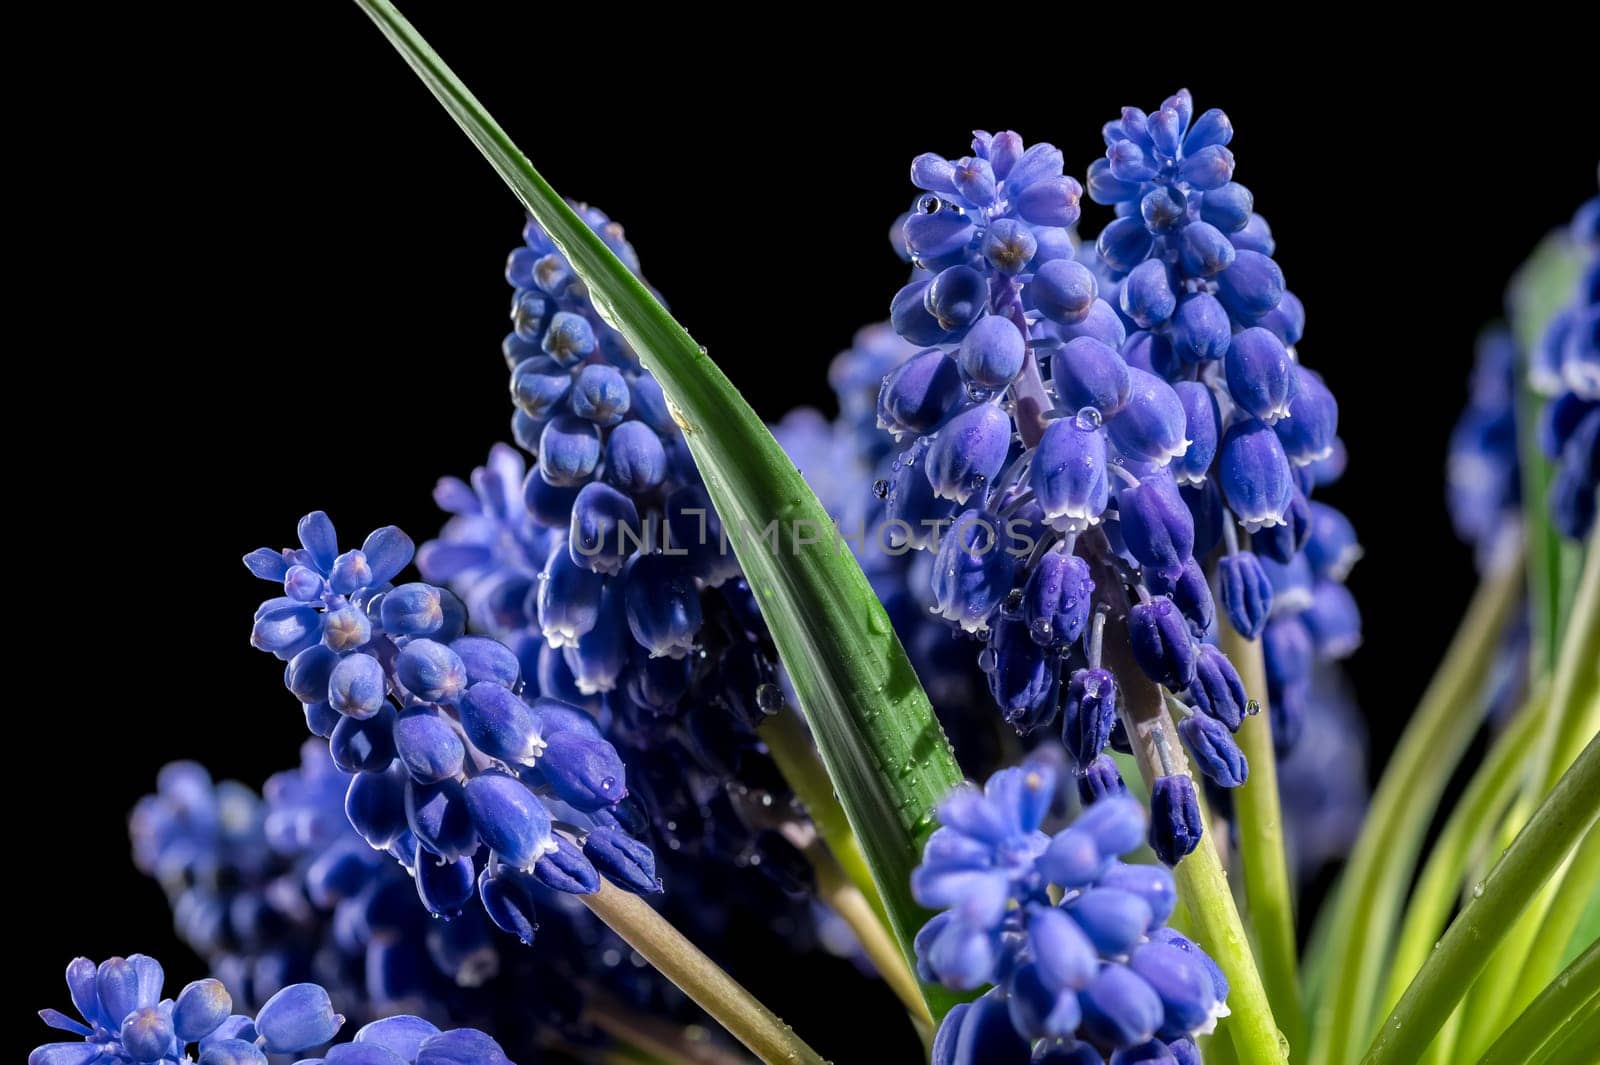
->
(867, 99, 1362, 861)
(913, 763, 1228, 1063)
(1529, 194, 1600, 540)
(29, 952, 518, 1065)
(246, 512, 660, 933)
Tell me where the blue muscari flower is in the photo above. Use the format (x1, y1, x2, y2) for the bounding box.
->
(1529, 194, 1600, 539)
(30, 953, 524, 1065)
(246, 514, 657, 923)
(1149, 775, 1203, 865)
(916, 767, 1228, 1056)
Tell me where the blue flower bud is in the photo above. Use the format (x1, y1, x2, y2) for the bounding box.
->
(1130, 939, 1219, 1039)
(173, 979, 232, 1042)
(1178, 144, 1235, 190)
(1058, 298, 1128, 350)
(1129, 596, 1197, 689)
(1261, 288, 1306, 347)
(1147, 558, 1214, 639)
(414, 1028, 514, 1065)
(538, 415, 603, 486)
(1066, 887, 1154, 955)
(884, 438, 959, 549)
(1078, 754, 1129, 805)
(1171, 293, 1231, 364)
(1026, 903, 1098, 991)
(1076, 795, 1147, 857)
(570, 364, 631, 426)
(198, 1037, 268, 1065)
(1006, 140, 1066, 191)
(1052, 336, 1132, 416)
(957, 315, 1026, 389)
(1178, 220, 1237, 279)
(1079, 963, 1164, 1050)
(541, 730, 627, 810)
(1141, 187, 1186, 232)
(1100, 861, 1178, 925)
(1032, 260, 1099, 325)
(404, 779, 477, 861)
(1254, 489, 1312, 564)
(1121, 260, 1177, 328)
(1188, 644, 1248, 730)
(254, 983, 343, 1053)
(1179, 713, 1248, 787)
(1216, 250, 1284, 324)
(1170, 383, 1219, 485)
(926, 403, 1013, 503)
(1225, 327, 1298, 425)
(1007, 962, 1083, 1039)
(1305, 580, 1363, 659)
(980, 217, 1037, 276)
(1108, 139, 1158, 183)
(584, 825, 660, 893)
(1109, 369, 1190, 467)
(563, 581, 630, 695)
(464, 772, 555, 870)
(1061, 667, 1117, 765)
(891, 279, 953, 346)
(509, 357, 571, 418)
(414, 847, 476, 918)
(320, 602, 371, 653)
(394, 639, 467, 704)
(1217, 550, 1273, 638)
(1264, 615, 1315, 694)
(344, 762, 407, 850)
(903, 208, 975, 267)
(623, 553, 702, 658)
(1023, 550, 1094, 647)
(1200, 182, 1252, 232)
(1304, 503, 1362, 584)
(1032, 420, 1109, 532)
(536, 547, 604, 649)
(354, 1016, 441, 1060)
(1220, 419, 1295, 531)
(1038, 1043, 1105, 1065)
(393, 708, 465, 784)
(285, 564, 325, 601)
(296, 511, 338, 571)
(603, 420, 668, 494)
(511, 409, 546, 454)
(476, 865, 540, 944)
(567, 482, 640, 577)
(930, 1000, 969, 1065)
(878, 349, 964, 435)
(926, 266, 988, 333)
(1087, 158, 1139, 205)
(1016, 175, 1083, 228)
(1273, 367, 1339, 468)
(540, 310, 596, 366)
(119, 1006, 174, 1061)
(285, 645, 337, 704)
(328, 653, 387, 719)
(911, 152, 956, 192)
(932, 508, 1017, 633)
(987, 618, 1057, 734)
(377, 582, 442, 638)
(1231, 213, 1276, 255)
(1098, 216, 1155, 273)
(951, 156, 997, 205)
(951, 993, 1032, 1065)
(532, 833, 601, 895)
(251, 601, 321, 660)
(1149, 775, 1203, 864)
(1118, 471, 1195, 572)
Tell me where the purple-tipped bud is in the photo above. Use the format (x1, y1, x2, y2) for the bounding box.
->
(1117, 471, 1195, 572)
(605, 420, 668, 494)
(1220, 419, 1295, 531)
(533, 833, 601, 895)
(1121, 260, 1178, 328)
(1218, 550, 1274, 639)
(932, 508, 1017, 633)
(1061, 668, 1117, 765)
(394, 639, 467, 704)
(1178, 221, 1237, 279)
(510, 357, 571, 419)
(1188, 644, 1248, 730)
(1171, 293, 1232, 365)
(568, 483, 640, 576)
(1225, 328, 1298, 425)
(957, 315, 1027, 389)
(926, 402, 1013, 503)
(584, 826, 661, 893)
(1149, 775, 1203, 864)
(1216, 250, 1284, 324)
(1078, 754, 1129, 805)
(1016, 175, 1083, 228)
(926, 266, 988, 333)
(254, 983, 344, 1054)
(464, 772, 556, 870)
(1129, 597, 1198, 689)
(987, 618, 1058, 734)
(459, 682, 544, 765)
(1007, 962, 1084, 1040)
(1098, 216, 1156, 273)
(405, 779, 477, 861)
(1052, 337, 1132, 416)
(540, 730, 627, 811)
(1109, 369, 1191, 467)
(537, 415, 603, 486)
(1080, 964, 1165, 1050)
(1129, 940, 1219, 1040)
(1100, 862, 1178, 926)
(1059, 298, 1128, 350)
(1033, 259, 1100, 325)
(1023, 550, 1094, 648)
(393, 708, 465, 784)
(1032, 419, 1109, 532)
(623, 553, 702, 659)
(1178, 713, 1249, 787)
(327, 653, 386, 719)
(981, 217, 1037, 276)
(414, 849, 476, 918)
(877, 349, 964, 435)
(1066, 887, 1154, 955)
(891, 280, 953, 346)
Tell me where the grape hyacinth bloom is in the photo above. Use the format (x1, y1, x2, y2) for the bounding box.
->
(245, 512, 659, 930)
(914, 765, 1228, 1062)
(1448, 327, 1525, 572)
(1530, 194, 1599, 539)
(870, 101, 1361, 861)
(29, 953, 518, 1065)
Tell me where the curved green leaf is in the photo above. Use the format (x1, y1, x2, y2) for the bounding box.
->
(350, 0, 962, 1016)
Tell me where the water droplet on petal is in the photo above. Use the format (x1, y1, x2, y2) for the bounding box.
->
(1246, 698, 1262, 715)
(872, 478, 890, 499)
(1075, 405, 1103, 431)
(978, 647, 997, 672)
(1003, 588, 1024, 614)
(755, 683, 784, 714)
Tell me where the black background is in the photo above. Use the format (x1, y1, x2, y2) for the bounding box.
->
(17, 5, 1598, 1062)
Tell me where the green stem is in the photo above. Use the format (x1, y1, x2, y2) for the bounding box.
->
(1308, 560, 1523, 1065)
(1531, 1000, 1600, 1065)
(581, 880, 827, 1065)
(1358, 734, 1600, 1065)
(347, 0, 965, 1018)
(1476, 939, 1600, 1065)
(1381, 691, 1548, 1015)
(1537, 527, 1600, 796)
(1507, 822, 1600, 1024)
(1219, 626, 1302, 1052)
(1098, 595, 1286, 1065)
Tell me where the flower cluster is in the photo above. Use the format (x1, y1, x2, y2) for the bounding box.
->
(30, 953, 515, 1065)
(245, 512, 661, 936)
(913, 765, 1226, 1063)
(867, 95, 1362, 859)
(1530, 194, 1600, 540)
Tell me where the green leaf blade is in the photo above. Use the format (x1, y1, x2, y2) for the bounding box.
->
(351, 0, 963, 1016)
